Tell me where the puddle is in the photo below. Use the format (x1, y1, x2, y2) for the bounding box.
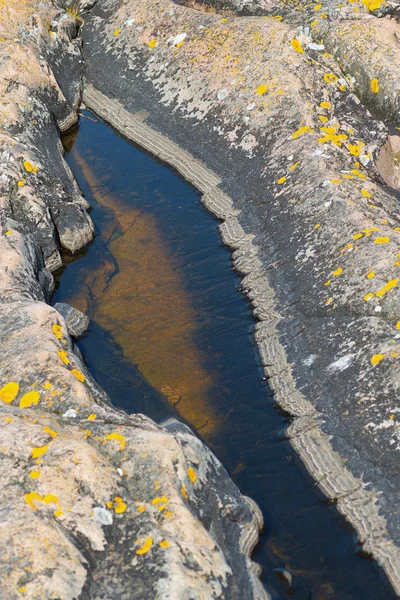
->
(54, 111, 395, 599)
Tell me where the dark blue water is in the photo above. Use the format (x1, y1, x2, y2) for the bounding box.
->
(55, 112, 394, 599)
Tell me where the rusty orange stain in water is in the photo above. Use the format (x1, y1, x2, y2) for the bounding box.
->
(65, 150, 218, 435)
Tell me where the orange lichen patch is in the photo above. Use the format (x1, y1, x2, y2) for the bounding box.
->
(52, 324, 63, 339)
(57, 350, 70, 365)
(370, 78, 380, 93)
(371, 354, 385, 366)
(43, 426, 58, 438)
(29, 470, 40, 479)
(23, 160, 38, 173)
(136, 536, 153, 555)
(374, 237, 390, 244)
(290, 39, 304, 54)
(187, 467, 197, 483)
(180, 484, 188, 500)
(0, 382, 19, 404)
(277, 176, 286, 184)
(19, 391, 40, 409)
(159, 540, 169, 549)
(291, 126, 313, 140)
(71, 369, 85, 382)
(31, 445, 48, 459)
(151, 496, 168, 505)
(104, 432, 126, 451)
(88, 413, 97, 421)
(376, 279, 398, 298)
(332, 267, 343, 276)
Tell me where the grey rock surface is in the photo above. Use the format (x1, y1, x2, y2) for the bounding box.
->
(54, 302, 90, 338)
(0, 2, 267, 599)
(80, 0, 400, 593)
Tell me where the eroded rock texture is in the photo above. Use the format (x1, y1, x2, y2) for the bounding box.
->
(0, 3, 266, 599)
(80, 0, 400, 593)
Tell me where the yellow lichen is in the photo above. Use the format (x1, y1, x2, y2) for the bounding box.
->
(159, 540, 169, 548)
(371, 354, 384, 366)
(291, 126, 313, 140)
(148, 39, 157, 48)
(151, 496, 168, 505)
(52, 324, 63, 339)
(104, 432, 126, 451)
(29, 470, 40, 479)
(332, 267, 343, 277)
(181, 484, 188, 500)
(277, 176, 287, 184)
(0, 382, 19, 404)
(88, 413, 96, 420)
(71, 369, 85, 382)
(374, 237, 390, 244)
(370, 78, 380, 94)
(20, 391, 40, 409)
(187, 467, 197, 483)
(256, 84, 268, 95)
(43, 426, 58, 438)
(23, 160, 38, 173)
(291, 39, 304, 54)
(323, 73, 339, 85)
(376, 279, 398, 298)
(31, 445, 48, 459)
(57, 350, 70, 365)
(136, 536, 153, 555)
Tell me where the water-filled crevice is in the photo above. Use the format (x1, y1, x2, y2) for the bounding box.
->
(54, 110, 395, 599)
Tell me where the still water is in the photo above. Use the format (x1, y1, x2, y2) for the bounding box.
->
(55, 111, 394, 599)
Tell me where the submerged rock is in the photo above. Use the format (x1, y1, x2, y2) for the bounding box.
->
(54, 302, 90, 338)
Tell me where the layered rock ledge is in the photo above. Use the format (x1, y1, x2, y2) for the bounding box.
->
(79, 0, 400, 594)
(0, 3, 265, 598)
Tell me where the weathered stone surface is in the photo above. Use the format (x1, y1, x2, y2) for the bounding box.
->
(0, 3, 266, 599)
(54, 302, 90, 338)
(81, 0, 400, 593)
(0, 1, 94, 267)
